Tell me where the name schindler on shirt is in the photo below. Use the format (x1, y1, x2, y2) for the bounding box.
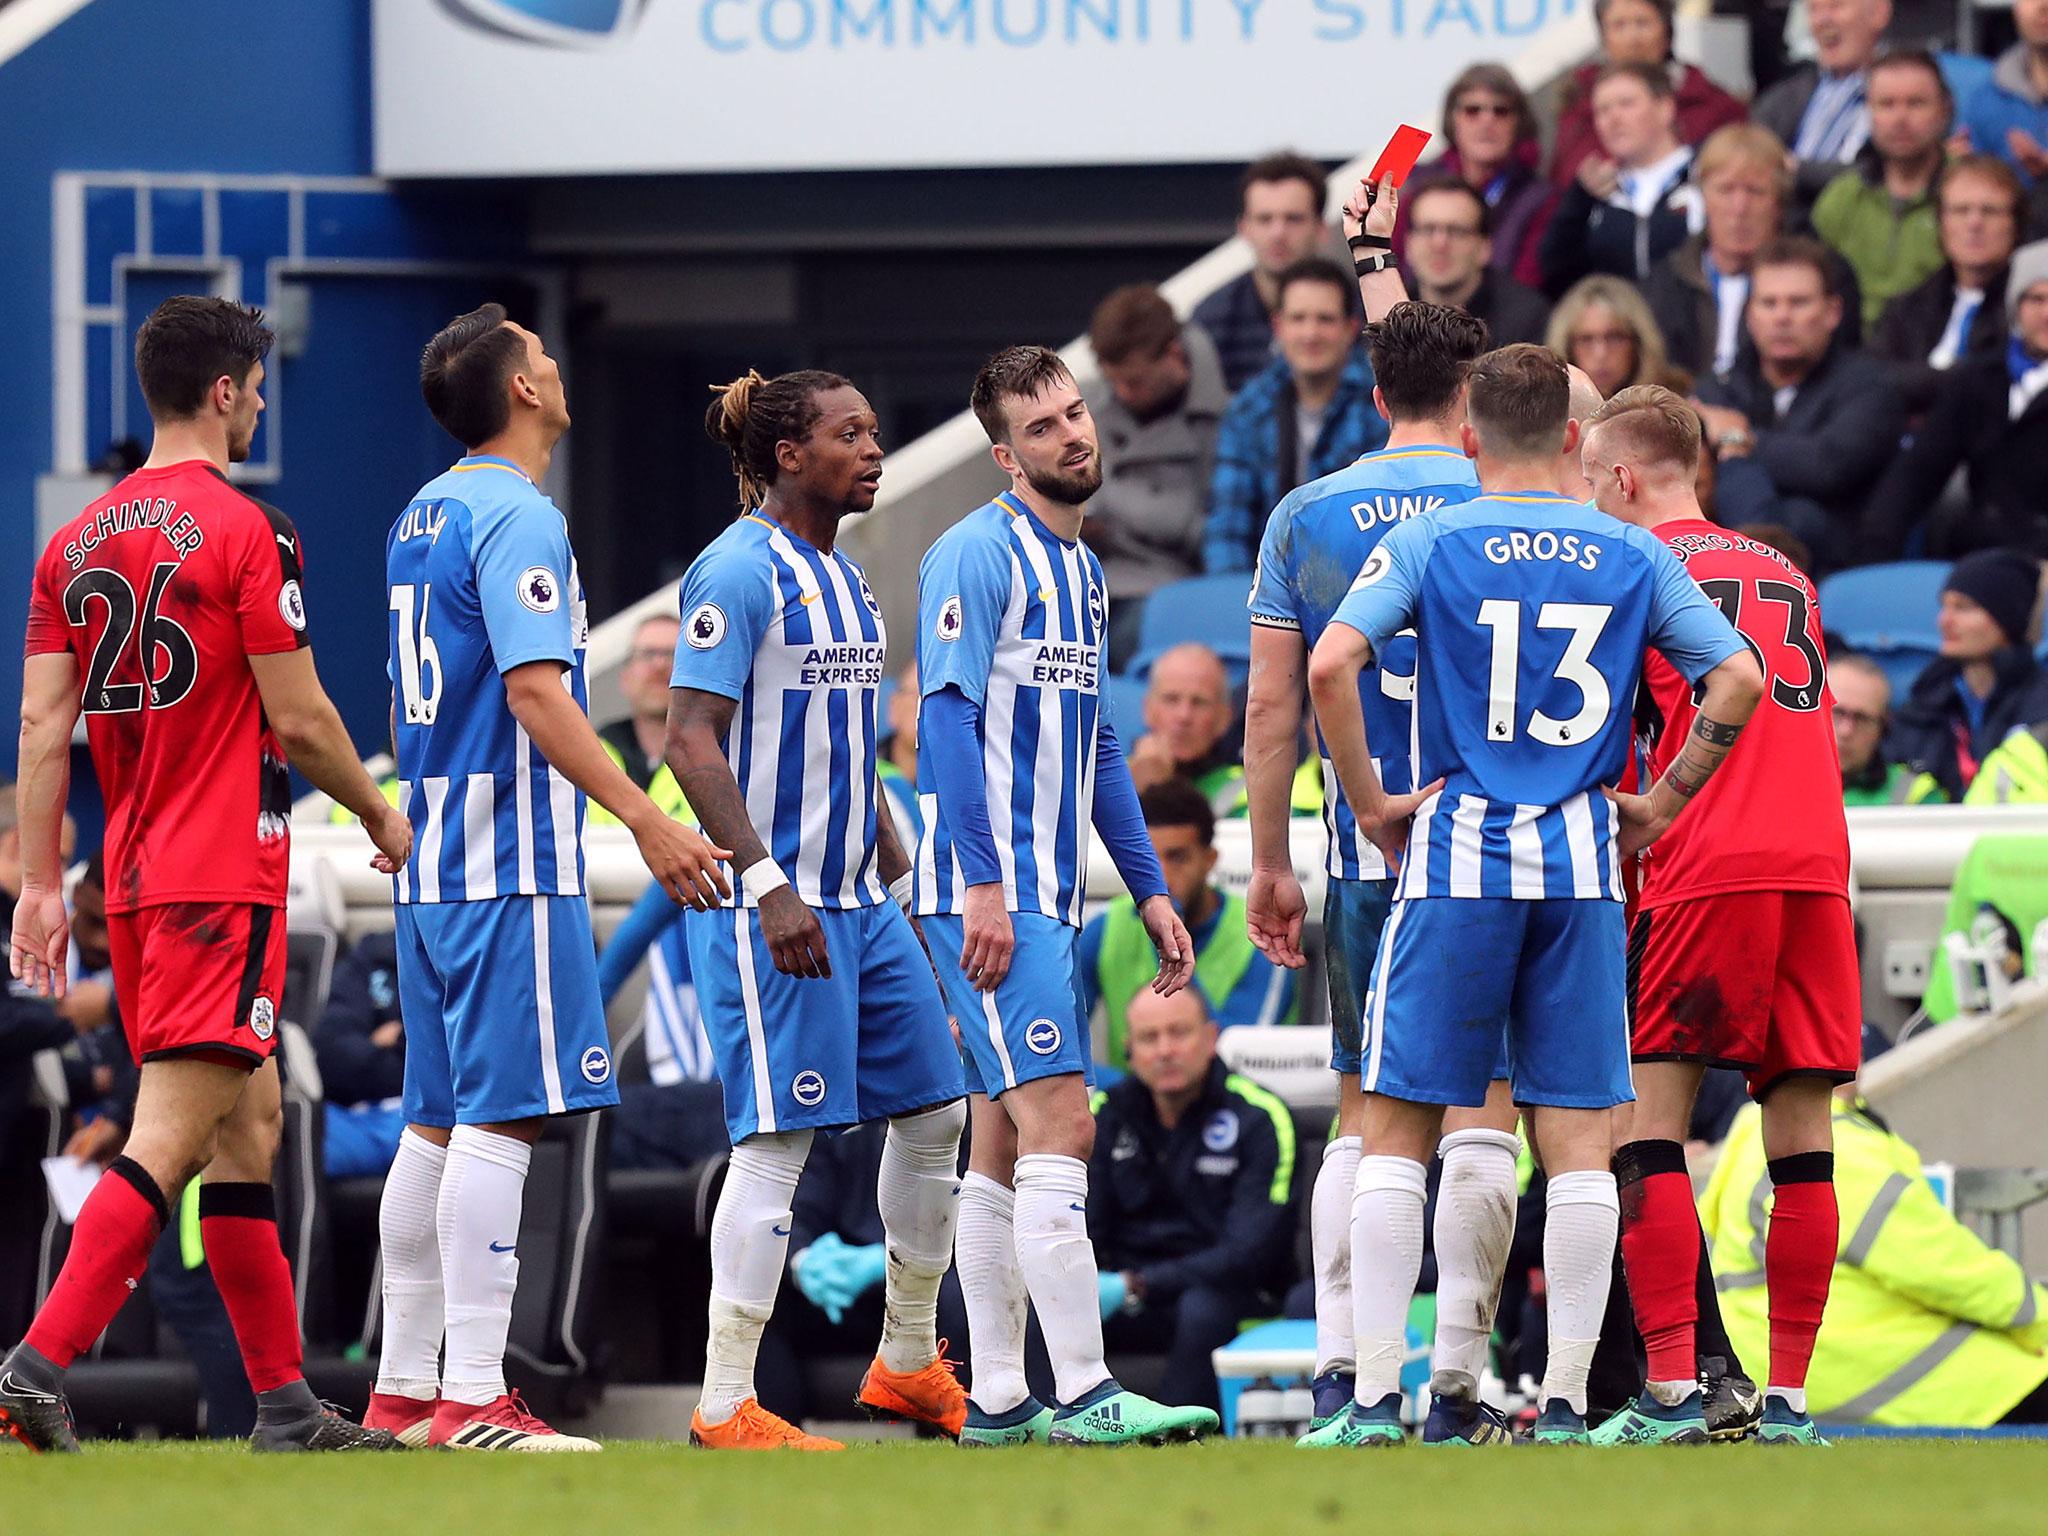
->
(798, 642, 887, 688)
(1030, 640, 1099, 691)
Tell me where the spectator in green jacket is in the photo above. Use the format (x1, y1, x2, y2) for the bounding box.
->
(1078, 776, 1296, 1067)
(1813, 50, 1951, 332)
(1832, 653, 1944, 805)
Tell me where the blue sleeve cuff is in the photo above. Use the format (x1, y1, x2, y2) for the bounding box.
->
(598, 882, 678, 1004)
(922, 686, 1004, 888)
(1093, 714, 1168, 904)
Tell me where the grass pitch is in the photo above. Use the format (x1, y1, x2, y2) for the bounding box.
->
(2, 1437, 2043, 1536)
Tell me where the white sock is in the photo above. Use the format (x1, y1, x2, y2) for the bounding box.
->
(1539, 1169, 1620, 1416)
(1312, 1136, 1361, 1378)
(1012, 1153, 1110, 1405)
(375, 1128, 448, 1400)
(1767, 1385, 1807, 1414)
(436, 1125, 531, 1407)
(876, 1101, 965, 1373)
(956, 1172, 1029, 1414)
(700, 1129, 813, 1424)
(1430, 1128, 1520, 1396)
(1352, 1155, 1428, 1406)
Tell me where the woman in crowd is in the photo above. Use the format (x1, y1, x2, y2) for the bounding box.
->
(1394, 62, 1555, 291)
(1546, 274, 1680, 397)
(1644, 123, 1792, 384)
(1550, 0, 1746, 187)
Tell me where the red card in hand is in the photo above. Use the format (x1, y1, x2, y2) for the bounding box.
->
(1369, 125, 1432, 189)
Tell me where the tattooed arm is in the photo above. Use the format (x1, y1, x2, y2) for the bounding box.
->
(1607, 651, 1764, 857)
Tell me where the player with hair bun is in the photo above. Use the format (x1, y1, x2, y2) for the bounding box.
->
(668, 367, 968, 1451)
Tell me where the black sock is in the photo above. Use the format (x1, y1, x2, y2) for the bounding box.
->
(3, 1342, 64, 1389)
(254, 1378, 319, 1422)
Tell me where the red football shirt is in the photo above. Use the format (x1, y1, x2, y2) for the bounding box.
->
(1633, 520, 1850, 910)
(24, 461, 311, 914)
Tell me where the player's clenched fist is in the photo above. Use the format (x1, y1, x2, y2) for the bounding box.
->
(759, 885, 830, 978)
(636, 814, 733, 911)
(1138, 894, 1195, 997)
(365, 803, 414, 875)
(959, 881, 1014, 993)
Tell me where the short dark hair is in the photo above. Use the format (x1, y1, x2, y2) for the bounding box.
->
(1594, 59, 1675, 99)
(1090, 285, 1181, 367)
(1753, 235, 1841, 300)
(704, 367, 854, 509)
(1274, 255, 1359, 319)
(1407, 178, 1493, 238)
(1367, 302, 1489, 423)
(133, 296, 273, 421)
(1238, 151, 1326, 216)
(420, 303, 529, 450)
(971, 345, 1075, 445)
(1734, 521, 1815, 576)
(1465, 343, 1570, 457)
(1139, 776, 1215, 846)
(1869, 47, 1953, 114)
(1593, 0, 1674, 53)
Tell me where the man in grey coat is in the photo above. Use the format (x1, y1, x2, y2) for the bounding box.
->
(1084, 284, 1230, 669)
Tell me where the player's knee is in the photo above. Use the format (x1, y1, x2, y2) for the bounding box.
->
(889, 1098, 966, 1158)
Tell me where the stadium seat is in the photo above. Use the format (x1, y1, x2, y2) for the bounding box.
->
(1126, 574, 1256, 680)
(281, 923, 339, 1032)
(1820, 561, 1948, 654)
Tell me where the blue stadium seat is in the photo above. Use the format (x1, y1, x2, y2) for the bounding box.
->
(1126, 573, 1255, 679)
(1820, 562, 1949, 699)
(1101, 672, 1150, 746)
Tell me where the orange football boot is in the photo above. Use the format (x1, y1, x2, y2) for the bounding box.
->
(855, 1345, 968, 1439)
(689, 1398, 844, 1450)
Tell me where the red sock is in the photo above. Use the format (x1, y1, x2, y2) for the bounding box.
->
(1764, 1154, 1837, 1394)
(1615, 1141, 1698, 1386)
(25, 1157, 168, 1368)
(198, 1182, 304, 1394)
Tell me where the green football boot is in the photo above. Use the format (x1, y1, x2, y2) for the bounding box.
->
(1296, 1392, 1405, 1448)
(958, 1396, 1054, 1447)
(1589, 1389, 1711, 1446)
(1754, 1399, 1829, 1446)
(1047, 1381, 1218, 1446)
(1527, 1399, 1590, 1445)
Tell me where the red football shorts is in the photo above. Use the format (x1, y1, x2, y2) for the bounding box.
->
(1626, 890, 1861, 1096)
(109, 903, 287, 1068)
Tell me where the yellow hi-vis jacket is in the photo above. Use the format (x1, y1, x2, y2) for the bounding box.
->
(1702, 1100, 2048, 1427)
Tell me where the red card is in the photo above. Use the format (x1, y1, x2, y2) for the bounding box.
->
(1369, 125, 1432, 189)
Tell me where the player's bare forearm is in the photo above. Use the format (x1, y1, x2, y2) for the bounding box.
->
(1244, 624, 1306, 871)
(504, 659, 660, 832)
(665, 687, 771, 874)
(248, 647, 389, 823)
(16, 654, 80, 888)
(1306, 623, 1386, 821)
(874, 784, 912, 887)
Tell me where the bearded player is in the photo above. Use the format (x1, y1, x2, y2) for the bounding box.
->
(3, 297, 410, 1453)
(1580, 386, 1856, 1448)
(917, 346, 1213, 1446)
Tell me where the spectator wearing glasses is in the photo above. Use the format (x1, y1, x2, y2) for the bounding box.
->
(1831, 654, 1944, 804)
(1871, 155, 2023, 415)
(1862, 240, 2048, 558)
(1812, 50, 1952, 333)
(1646, 124, 1794, 384)
(1541, 62, 1706, 295)
(1753, 0, 1894, 213)
(1547, 274, 1677, 398)
(590, 612, 692, 825)
(1395, 64, 1556, 292)
(1194, 152, 1333, 392)
(1550, 0, 1747, 189)
(1400, 181, 1551, 345)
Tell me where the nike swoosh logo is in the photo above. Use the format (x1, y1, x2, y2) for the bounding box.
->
(488, 1241, 516, 1253)
(1068, 1202, 1086, 1213)
(0, 1371, 57, 1402)
(771, 1224, 792, 1237)
(1038, 588, 1056, 601)
(800, 591, 822, 605)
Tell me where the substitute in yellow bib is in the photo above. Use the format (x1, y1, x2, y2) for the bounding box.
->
(590, 613, 691, 824)
(1703, 1093, 2048, 1428)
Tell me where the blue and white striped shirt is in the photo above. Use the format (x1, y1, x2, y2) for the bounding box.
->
(387, 457, 588, 905)
(1330, 494, 1745, 901)
(669, 513, 888, 910)
(1249, 444, 1481, 881)
(913, 492, 1108, 927)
